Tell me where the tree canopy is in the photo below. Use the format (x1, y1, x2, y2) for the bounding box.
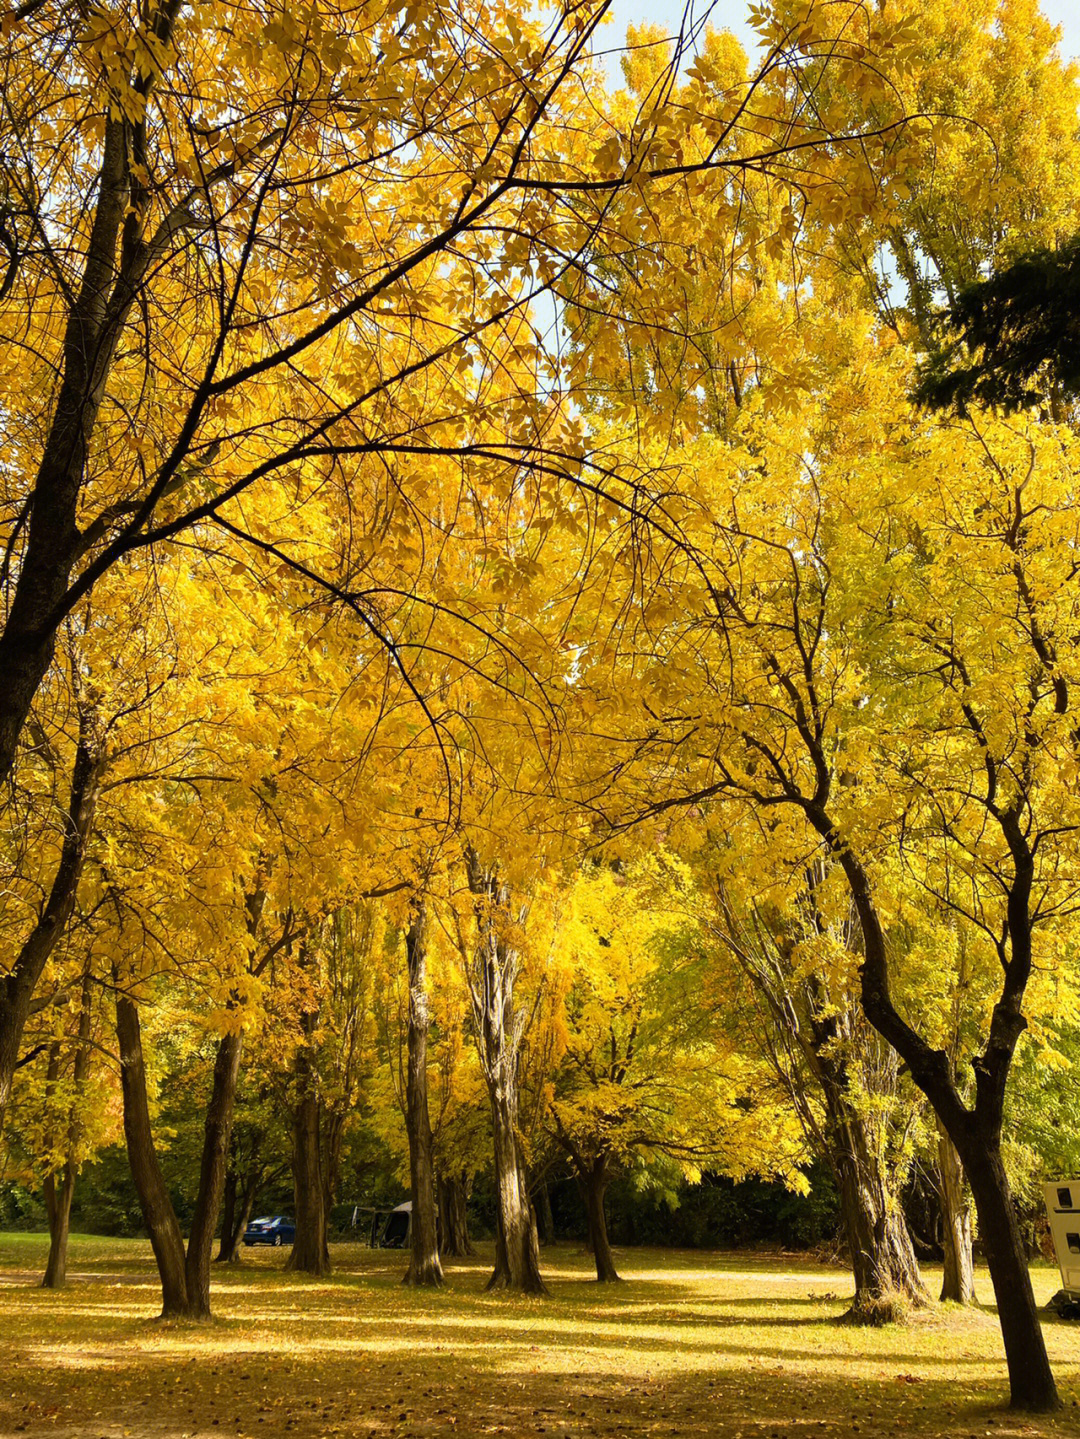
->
(3, 0, 1080, 1417)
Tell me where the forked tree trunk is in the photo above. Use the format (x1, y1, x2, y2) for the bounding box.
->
(403, 908, 443, 1287)
(822, 830, 1060, 1410)
(42, 1164, 76, 1289)
(831, 1113, 926, 1321)
(220, 1177, 259, 1263)
(438, 1174, 474, 1257)
(937, 1121, 976, 1304)
(582, 1159, 619, 1282)
(116, 989, 242, 1318)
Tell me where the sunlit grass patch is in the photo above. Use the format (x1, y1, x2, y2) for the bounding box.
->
(1, 1235, 1078, 1438)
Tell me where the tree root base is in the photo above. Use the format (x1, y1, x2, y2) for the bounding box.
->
(839, 1291, 909, 1327)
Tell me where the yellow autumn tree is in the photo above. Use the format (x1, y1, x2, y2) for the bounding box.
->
(547, 856, 806, 1282)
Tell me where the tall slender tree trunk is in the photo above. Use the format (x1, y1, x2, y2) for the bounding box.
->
(582, 1159, 619, 1282)
(286, 937, 328, 1275)
(320, 1107, 349, 1268)
(0, 723, 103, 1137)
(286, 1057, 328, 1275)
(183, 1029, 242, 1316)
(536, 1180, 556, 1247)
(42, 961, 95, 1290)
(720, 898, 925, 1324)
(42, 1164, 76, 1289)
(403, 907, 442, 1287)
(115, 991, 191, 1317)
(937, 1121, 975, 1304)
(464, 850, 546, 1295)
(217, 1171, 237, 1263)
(438, 1174, 474, 1257)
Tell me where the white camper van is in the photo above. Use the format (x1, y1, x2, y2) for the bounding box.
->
(1044, 1180, 1080, 1312)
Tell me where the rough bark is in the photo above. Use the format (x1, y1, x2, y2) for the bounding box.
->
(937, 1120, 976, 1305)
(402, 907, 443, 1287)
(489, 1086, 545, 1293)
(464, 851, 546, 1295)
(438, 1174, 474, 1257)
(834, 1121, 924, 1322)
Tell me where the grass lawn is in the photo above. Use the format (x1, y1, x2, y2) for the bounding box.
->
(1, 1234, 1079, 1438)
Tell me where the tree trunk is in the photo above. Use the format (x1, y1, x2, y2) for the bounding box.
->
(959, 1138, 1056, 1410)
(116, 986, 243, 1317)
(0, 724, 102, 1137)
(536, 1180, 556, 1246)
(183, 1030, 242, 1316)
(0, 19, 189, 795)
(438, 1174, 474, 1257)
(41, 961, 95, 1290)
(832, 1114, 926, 1322)
(821, 829, 1061, 1410)
(286, 1075, 328, 1275)
(583, 1161, 619, 1282)
(575, 1174, 595, 1253)
(224, 1176, 259, 1263)
(319, 1106, 347, 1269)
(403, 908, 443, 1287)
(489, 1087, 546, 1293)
(464, 851, 545, 1295)
(937, 1121, 975, 1305)
(115, 991, 191, 1317)
(42, 1163, 76, 1289)
(217, 1171, 237, 1262)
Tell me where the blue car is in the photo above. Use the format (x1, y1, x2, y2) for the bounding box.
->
(243, 1215, 295, 1248)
